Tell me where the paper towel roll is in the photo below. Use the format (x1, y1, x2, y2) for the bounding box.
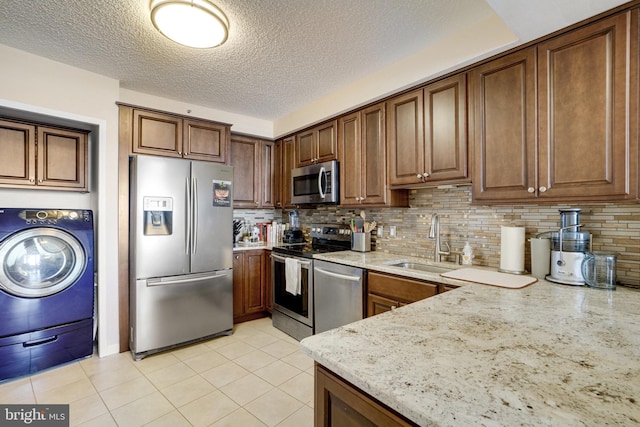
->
(500, 226, 525, 273)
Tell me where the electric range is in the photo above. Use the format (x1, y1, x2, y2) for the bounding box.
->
(271, 223, 352, 340)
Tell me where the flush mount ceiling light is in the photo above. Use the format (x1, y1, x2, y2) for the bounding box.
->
(150, 0, 229, 48)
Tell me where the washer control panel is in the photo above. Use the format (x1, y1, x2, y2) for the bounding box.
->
(19, 209, 91, 224)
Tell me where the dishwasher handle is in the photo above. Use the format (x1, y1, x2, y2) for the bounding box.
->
(314, 267, 362, 283)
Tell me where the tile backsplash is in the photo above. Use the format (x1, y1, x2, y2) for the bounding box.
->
(293, 186, 640, 287)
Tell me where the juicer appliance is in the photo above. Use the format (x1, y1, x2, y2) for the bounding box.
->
(546, 208, 592, 286)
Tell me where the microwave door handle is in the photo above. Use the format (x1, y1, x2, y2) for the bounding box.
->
(318, 166, 327, 199)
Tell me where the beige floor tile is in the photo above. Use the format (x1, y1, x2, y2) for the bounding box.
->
(142, 410, 191, 427)
(244, 388, 304, 427)
(99, 376, 157, 410)
(80, 352, 135, 377)
(280, 350, 314, 371)
(1, 318, 318, 426)
(170, 341, 212, 361)
(219, 373, 273, 406)
(278, 372, 314, 405)
(240, 331, 282, 349)
(232, 323, 262, 341)
(110, 391, 174, 426)
(201, 361, 250, 388)
(215, 341, 257, 360)
(276, 405, 314, 427)
(75, 412, 117, 427)
(178, 390, 239, 426)
(204, 334, 241, 350)
(234, 350, 278, 372)
(260, 340, 300, 359)
(31, 362, 87, 395)
(211, 408, 267, 427)
(35, 377, 96, 404)
(145, 361, 197, 389)
(262, 327, 296, 341)
(159, 375, 216, 407)
(69, 393, 110, 426)
(182, 349, 229, 373)
(88, 361, 144, 391)
(254, 360, 302, 386)
(133, 352, 181, 375)
(0, 377, 35, 404)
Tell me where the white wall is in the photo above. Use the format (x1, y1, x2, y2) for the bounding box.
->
(119, 89, 274, 138)
(0, 42, 278, 358)
(273, 13, 517, 137)
(0, 43, 121, 357)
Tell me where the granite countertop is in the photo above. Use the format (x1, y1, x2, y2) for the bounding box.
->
(314, 250, 470, 287)
(233, 242, 271, 251)
(301, 274, 640, 426)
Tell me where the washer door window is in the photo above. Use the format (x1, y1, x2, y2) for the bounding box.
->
(0, 228, 86, 297)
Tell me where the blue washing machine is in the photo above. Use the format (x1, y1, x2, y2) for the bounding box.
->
(0, 208, 94, 381)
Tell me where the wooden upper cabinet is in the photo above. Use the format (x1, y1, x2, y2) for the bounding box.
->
(471, 10, 637, 203)
(0, 120, 36, 187)
(339, 102, 405, 206)
(230, 135, 260, 208)
(261, 140, 275, 208)
(281, 136, 296, 208)
(131, 108, 230, 163)
(37, 126, 87, 190)
(295, 120, 338, 167)
(132, 109, 182, 158)
(386, 89, 424, 186)
(0, 119, 87, 192)
(470, 48, 537, 202)
(183, 119, 228, 163)
(424, 74, 468, 183)
(230, 134, 275, 208)
(387, 75, 468, 187)
(537, 11, 633, 201)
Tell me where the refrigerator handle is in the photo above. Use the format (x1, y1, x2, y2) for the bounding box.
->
(192, 176, 198, 254)
(185, 176, 191, 255)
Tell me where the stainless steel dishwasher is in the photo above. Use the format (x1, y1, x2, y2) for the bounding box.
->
(313, 259, 365, 334)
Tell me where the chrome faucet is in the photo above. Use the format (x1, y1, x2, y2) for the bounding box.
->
(428, 214, 450, 262)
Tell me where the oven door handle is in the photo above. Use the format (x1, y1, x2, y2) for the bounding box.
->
(271, 253, 312, 266)
(314, 267, 361, 283)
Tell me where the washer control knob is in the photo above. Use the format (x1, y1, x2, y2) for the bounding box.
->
(36, 211, 48, 219)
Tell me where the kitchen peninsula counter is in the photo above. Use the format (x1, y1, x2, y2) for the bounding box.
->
(301, 277, 640, 426)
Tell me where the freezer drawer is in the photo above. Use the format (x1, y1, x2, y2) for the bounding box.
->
(130, 270, 232, 359)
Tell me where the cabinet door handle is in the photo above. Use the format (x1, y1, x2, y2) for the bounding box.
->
(178, 151, 182, 155)
(539, 186, 547, 192)
(527, 187, 535, 193)
(29, 178, 35, 183)
(416, 173, 423, 179)
(38, 179, 43, 183)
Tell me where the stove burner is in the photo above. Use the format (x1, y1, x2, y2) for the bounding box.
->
(273, 223, 352, 258)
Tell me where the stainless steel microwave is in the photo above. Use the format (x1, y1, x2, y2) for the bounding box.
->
(291, 160, 339, 205)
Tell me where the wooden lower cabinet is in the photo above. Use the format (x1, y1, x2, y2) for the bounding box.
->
(233, 250, 269, 323)
(315, 364, 417, 427)
(367, 271, 438, 317)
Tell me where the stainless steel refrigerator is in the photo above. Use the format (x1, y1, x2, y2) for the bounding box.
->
(129, 155, 234, 360)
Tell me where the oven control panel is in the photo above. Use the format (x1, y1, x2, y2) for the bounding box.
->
(309, 223, 352, 242)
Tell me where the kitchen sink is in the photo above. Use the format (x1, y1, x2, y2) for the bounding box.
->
(385, 261, 453, 274)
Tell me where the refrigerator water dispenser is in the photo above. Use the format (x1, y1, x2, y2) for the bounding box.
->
(143, 196, 173, 235)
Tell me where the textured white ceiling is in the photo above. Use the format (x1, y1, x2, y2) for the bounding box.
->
(0, 0, 629, 122)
